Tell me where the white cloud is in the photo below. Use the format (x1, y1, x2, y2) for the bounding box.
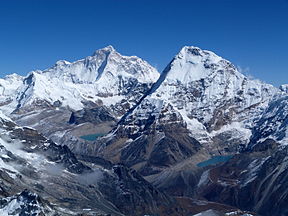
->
(237, 65, 254, 79)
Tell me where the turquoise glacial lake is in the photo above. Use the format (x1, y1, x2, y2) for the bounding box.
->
(197, 155, 233, 168)
(80, 133, 105, 141)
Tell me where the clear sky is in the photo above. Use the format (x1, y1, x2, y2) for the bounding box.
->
(0, 0, 287, 86)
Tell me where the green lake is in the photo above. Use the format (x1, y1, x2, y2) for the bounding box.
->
(80, 133, 105, 141)
(197, 155, 233, 168)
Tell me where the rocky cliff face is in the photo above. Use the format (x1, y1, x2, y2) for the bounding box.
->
(0, 45, 286, 216)
(196, 92, 288, 216)
(0, 111, 248, 216)
(1, 46, 278, 159)
(280, 84, 288, 93)
(0, 190, 56, 216)
(248, 94, 288, 150)
(0, 46, 160, 156)
(0, 112, 192, 216)
(196, 147, 288, 216)
(95, 46, 279, 186)
(147, 46, 277, 134)
(99, 101, 202, 176)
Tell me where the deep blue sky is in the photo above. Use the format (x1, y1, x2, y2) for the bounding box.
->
(0, 0, 287, 86)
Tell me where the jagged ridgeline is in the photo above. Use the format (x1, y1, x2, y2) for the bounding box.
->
(0, 46, 287, 216)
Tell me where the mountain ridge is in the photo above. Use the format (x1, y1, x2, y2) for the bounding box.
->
(0, 45, 159, 114)
(0, 45, 287, 216)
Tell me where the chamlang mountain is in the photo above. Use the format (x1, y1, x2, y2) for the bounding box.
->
(0, 45, 287, 216)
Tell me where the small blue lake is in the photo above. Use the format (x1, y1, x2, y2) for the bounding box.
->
(80, 133, 105, 141)
(197, 155, 233, 168)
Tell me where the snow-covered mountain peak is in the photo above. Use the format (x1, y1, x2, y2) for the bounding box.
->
(0, 47, 160, 113)
(3, 73, 24, 82)
(164, 46, 238, 84)
(0, 74, 24, 108)
(92, 45, 116, 56)
(177, 46, 220, 59)
(37, 46, 159, 84)
(118, 46, 279, 153)
(280, 84, 288, 93)
(99, 47, 281, 176)
(54, 60, 71, 66)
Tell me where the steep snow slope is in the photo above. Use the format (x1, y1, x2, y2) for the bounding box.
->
(91, 46, 283, 204)
(0, 74, 24, 96)
(0, 45, 159, 114)
(148, 46, 278, 132)
(116, 46, 279, 149)
(0, 190, 55, 216)
(248, 94, 288, 149)
(0, 46, 160, 156)
(196, 93, 288, 216)
(0, 74, 24, 114)
(97, 46, 279, 171)
(0, 45, 281, 216)
(280, 84, 288, 93)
